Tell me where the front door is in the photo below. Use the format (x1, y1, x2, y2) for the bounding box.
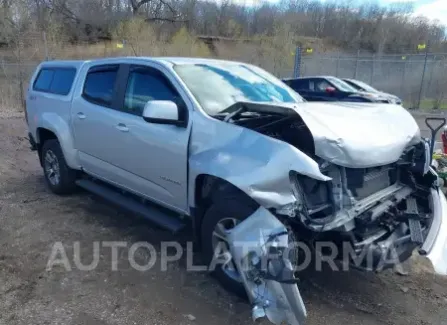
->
(103, 64, 191, 212)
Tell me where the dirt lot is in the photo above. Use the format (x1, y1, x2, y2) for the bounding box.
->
(1, 113, 447, 325)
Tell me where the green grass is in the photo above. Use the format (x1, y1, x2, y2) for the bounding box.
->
(404, 99, 447, 110)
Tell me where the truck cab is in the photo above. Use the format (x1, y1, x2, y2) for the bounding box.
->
(26, 57, 447, 325)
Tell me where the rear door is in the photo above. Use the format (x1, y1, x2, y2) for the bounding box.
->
(71, 63, 123, 177)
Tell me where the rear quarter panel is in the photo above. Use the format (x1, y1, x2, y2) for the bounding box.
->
(27, 61, 84, 169)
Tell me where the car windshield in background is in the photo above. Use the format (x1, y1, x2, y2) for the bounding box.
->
(327, 77, 358, 92)
(174, 63, 303, 115)
(349, 79, 378, 93)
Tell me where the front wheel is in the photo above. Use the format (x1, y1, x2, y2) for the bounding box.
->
(41, 139, 77, 195)
(200, 194, 258, 298)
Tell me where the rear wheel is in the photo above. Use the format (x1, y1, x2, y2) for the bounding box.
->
(41, 139, 77, 195)
(200, 190, 258, 297)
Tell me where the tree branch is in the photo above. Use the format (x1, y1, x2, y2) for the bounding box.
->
(146, 16, 188, 23)
(130, 0, 152, 13)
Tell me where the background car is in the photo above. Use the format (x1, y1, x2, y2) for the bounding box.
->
(282, 76, 393, 103)
(343, 78, 402, 105)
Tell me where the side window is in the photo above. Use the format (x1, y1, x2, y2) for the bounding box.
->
(83, 65, 118, 107)
(123, 67, 182, 116)
(50, 69, 76, 95)
(291, 79, 309, 90)
(33, 69, 55, 92)
(33, 68, 76, 95)
(314, 79, 331, 92)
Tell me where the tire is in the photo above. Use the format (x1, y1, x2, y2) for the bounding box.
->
(41, 139, 77, 195)
(200, 188, 258, 298)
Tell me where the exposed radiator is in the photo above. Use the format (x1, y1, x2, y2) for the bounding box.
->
(347, 166, 393, 200)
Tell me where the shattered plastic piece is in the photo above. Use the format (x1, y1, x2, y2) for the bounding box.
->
(228, 206, 307, 325)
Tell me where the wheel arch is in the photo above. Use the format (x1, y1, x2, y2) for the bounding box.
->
(36, 127, 57, 166)
(36, 113, 80, 169)
(191, 174, 258, 246)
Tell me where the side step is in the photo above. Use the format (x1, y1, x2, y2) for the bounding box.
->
(76, 179, 185, 233)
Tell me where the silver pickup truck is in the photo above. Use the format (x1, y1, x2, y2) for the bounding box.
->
(26, 57, 447, 325)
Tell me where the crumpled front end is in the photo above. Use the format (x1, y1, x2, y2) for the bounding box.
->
(226, 164, 447, 325)
(189, 102, 447, 325)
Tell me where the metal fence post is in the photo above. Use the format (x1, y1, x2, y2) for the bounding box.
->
(354, 50, 360, 79)
(43, 32, 49, 61)
(293, 46, 301, 78)
(400, 58, 407, 98)
(335, 54, 340, 77)
(426, 59, 435, 98)
(417, 47, 429, 109)
(370, 54, 375, 85)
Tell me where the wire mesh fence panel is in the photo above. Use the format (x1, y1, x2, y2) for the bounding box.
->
(300, 51, 447, 108)
(0, 33, 446, 111)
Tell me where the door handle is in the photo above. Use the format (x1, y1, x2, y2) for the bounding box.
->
(77, 112, 86, 120)
(116, 123, 129, 132)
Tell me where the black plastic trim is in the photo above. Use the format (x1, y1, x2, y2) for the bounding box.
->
(28, 132, 37, 151)
(76, 179, 185, 233)
(143, 116, 187, 128)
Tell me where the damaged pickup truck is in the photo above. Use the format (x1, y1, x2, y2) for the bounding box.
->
(26, 57, 447, 325)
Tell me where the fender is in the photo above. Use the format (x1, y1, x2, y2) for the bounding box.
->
(188, 115, 330, 210)
(36, 112, 80, 169)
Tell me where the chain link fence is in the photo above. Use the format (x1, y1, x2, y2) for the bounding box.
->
(297, 49, 447, 109)
(1, 33, 446, 112)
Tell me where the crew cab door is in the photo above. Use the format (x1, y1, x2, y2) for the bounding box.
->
(72, 63, 191, 213)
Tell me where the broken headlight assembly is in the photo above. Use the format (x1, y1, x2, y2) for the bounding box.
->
(276, 171, 335, 226)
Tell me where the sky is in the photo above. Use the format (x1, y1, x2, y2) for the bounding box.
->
(380, 0, 447, 25)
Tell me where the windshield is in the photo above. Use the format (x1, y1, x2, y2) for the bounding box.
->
(348, 79, 378, 93)
(174, 63, 303, 115)
(327, 77, 358, 92)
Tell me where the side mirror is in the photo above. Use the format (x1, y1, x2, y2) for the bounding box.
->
(325, 86, 336, 93)
(142, 100, 186, 127)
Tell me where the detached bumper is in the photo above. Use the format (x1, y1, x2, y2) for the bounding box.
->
(420, 188, 447, 274)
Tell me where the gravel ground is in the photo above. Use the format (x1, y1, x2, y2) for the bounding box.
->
(1, 114, 447, 325)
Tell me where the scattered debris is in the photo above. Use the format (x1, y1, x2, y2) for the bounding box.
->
(394, 266, 409, 276)
(184, 314, 196, 321)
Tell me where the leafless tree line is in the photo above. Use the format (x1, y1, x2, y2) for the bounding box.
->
(0, 0, 446, 54)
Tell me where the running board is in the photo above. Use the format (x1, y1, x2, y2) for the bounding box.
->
(75, 179, 185, 233)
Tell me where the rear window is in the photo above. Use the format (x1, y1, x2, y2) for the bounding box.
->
(82, 65, 118, 107)
(33, 67, 76, 95)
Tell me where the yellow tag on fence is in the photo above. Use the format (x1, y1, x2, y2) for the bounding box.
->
(116, 43, 124, 49)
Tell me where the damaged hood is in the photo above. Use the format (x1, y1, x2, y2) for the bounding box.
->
(239, 101, 421, 168)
